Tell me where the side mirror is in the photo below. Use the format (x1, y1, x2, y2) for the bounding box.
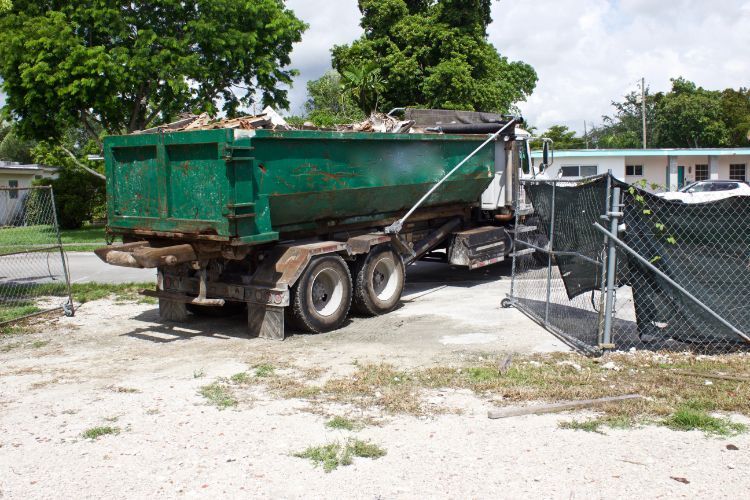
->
(542, 141, 549, 166)
(687, 188, 695, 193)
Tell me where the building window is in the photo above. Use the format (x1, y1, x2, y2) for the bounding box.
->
(729, 164, 746, 181)
(625, 165, 643, 176)
(560, 165, 598, 177)
(8, 179, 19, 199)
(694, 164, 709, 181)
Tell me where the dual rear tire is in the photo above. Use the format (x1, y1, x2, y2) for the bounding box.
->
(288, 246, 405, 333)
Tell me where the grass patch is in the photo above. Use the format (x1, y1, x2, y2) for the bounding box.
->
(193, 369, 205, 379)
(326, 416, 357, 431)
(294, 439, 386, 472)
(223, 352, 750, 423)
(199, 382, 237, 409)
(254, 363, 275, 378)
(559, 419, 606, 434)
(230, 372, 250, 384)
(82, 426, 120, 439)
(70, 282, 156, 304)
(662, 405, 747, 436)
(0, 224, 121, 254)
(0, 304, 42, 324)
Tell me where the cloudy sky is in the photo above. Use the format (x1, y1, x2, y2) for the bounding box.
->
(284, 0, 750, 132)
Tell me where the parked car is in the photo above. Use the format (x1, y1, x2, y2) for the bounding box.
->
(656, 180, 750, 203)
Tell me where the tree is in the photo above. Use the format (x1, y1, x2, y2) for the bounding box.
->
(340, 63, 384, 114)
(31, 129, 106, 229)
(0, 124, 35, 163)
(653, 78, 729, 148)
(531, 125, 585, 150)
(720, 88, 750, 147)
(301, 71, 365, 127)
(589, 88, 660, 149)
(331, 0, 537, 113)
(0, 1, 307, 143)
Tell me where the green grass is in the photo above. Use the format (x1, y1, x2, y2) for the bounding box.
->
(199, 382, 238, 409)
(559, 415, 638, 434)
(0, 304, 42, 323)
(254, 363, 275, 378)
(70, 282, 156, 304)
(0, 224, 119, 253)
(82, 426, 120, 439)
(662, 405, 747, 436)
(326, 416, 357, 431)
(230, 372, 251, 384)
(294, 439, 386, 472)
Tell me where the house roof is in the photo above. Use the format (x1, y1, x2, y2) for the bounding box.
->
(530, 148, 750, 159)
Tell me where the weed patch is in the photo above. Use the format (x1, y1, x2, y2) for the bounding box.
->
(199, 382, 237, 409)
(662, 406, 747, 436)
(82, 426, 120, 439)
(294, 439, 386, 472)
(254, 363, 275, 378)
(326, 416, 356, 431)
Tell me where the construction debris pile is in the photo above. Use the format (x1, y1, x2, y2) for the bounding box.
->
(136, 106, 291, 134)
(136, 108, 511, 135)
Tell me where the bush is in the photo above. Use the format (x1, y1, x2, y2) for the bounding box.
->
(36, 168, 105, 229)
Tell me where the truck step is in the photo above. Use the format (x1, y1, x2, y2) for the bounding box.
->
(511, 225, 537, 234)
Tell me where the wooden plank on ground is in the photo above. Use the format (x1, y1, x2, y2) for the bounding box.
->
(487, 394, 643, 419)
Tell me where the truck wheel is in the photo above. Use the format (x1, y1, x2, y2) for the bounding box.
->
(290, 255, 352, 333)
(352, 245, 405, 316)
(159, 299, 188, 322)
(186, 302, 246, 317)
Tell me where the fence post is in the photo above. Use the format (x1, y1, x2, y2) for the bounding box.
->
(544, 182, 557, 326)
(49, 187, 75, 317)
(601, 186, 621, 348)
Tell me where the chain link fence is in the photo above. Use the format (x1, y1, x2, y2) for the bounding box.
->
(507, 174, 750, 354)
(0, 186, 74, 325)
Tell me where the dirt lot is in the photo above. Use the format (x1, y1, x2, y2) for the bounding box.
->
(2, 262, 749, 499)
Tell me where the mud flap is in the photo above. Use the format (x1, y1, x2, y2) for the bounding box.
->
(248, 304, 285, 340)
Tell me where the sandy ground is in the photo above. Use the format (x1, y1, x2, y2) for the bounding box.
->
(2, 262, 749, 498)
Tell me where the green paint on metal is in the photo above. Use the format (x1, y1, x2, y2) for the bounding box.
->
(104, 129, 497, 244)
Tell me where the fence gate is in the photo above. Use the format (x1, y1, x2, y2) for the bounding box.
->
(507, 174, 750, 354)
(0, 186, 74, 326)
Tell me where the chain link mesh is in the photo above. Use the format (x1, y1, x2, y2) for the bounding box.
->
(0, 186, 73, 325)
(508, 175, 749, 354)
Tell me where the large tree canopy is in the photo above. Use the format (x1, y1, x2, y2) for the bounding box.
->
(577, 78, 750, 149)
(0, 0, 307, 140)
(331, 0, 537, 114)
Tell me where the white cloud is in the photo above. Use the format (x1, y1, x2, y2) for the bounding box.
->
(487, 0, 750, 132)
(283, 0, 362, 116)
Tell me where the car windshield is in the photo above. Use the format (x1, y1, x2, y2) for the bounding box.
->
(680, 182, 712, 192)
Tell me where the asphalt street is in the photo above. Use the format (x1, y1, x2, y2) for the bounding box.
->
(65, 252, 155, 284)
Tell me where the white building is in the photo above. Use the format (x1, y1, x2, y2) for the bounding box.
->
(0, 161, 58, 226)
(530, 148, 750, 191)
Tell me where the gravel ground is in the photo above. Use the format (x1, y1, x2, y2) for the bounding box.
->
(1, 266, 749, 498)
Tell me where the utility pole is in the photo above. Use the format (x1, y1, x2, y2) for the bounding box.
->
(583, 120, 589, 148)
(641, 77, 647, 149)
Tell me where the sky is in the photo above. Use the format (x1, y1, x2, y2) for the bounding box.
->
(284, 0, 750, 133)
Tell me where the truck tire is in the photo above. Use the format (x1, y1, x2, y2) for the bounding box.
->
(159, 299, 188, 322)
(352, 245, 405, 316)
(186, 302, 246, 317)
(289, 255, 352, 333)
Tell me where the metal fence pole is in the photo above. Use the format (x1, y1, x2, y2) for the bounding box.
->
(49, 187, 75, 316)
(544, 182, 557, 325)
(601, 186, 621, 348)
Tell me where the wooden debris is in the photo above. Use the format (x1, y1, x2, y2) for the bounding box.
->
(672, 370, 750, 383)
(487, 394, 643, 419)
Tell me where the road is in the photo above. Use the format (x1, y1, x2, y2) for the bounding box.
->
(65, 251, 155, 283)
